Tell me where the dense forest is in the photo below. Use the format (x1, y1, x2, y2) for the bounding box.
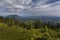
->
(0, 16, 60, 40)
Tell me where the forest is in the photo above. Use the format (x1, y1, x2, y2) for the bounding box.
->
(0, 16, 60, 40)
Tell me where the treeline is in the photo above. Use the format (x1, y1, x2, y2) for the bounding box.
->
(0, 16, 60, 30)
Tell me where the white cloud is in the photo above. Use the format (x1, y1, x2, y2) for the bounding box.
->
(0, 0, 60, 16)
(23, 1, 60, 16)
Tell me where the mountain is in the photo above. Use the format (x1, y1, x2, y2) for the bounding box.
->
(5, 14, 32, 21)
(4, 14, 60, 22)
(5, 14, 24, 20)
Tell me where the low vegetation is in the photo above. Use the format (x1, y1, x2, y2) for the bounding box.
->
(0, 16, 60, 40)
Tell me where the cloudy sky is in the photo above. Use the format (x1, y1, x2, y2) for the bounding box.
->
(0, 0, 60, 16)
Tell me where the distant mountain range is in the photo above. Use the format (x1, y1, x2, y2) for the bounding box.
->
(4, 14, 60, 22)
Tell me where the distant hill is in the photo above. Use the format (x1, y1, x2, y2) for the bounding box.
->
(5, 14, 25, 20)
(4, 14, 60, 22)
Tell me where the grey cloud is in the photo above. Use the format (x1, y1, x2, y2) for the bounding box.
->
(0, 0, 60, 16)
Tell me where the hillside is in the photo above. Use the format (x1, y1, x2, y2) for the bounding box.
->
(0, 16, 60, 40)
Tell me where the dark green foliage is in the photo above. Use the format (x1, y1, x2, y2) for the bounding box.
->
(35, 37, 48, 40)
(33, 20, 42, 29)
(35, 37, 42, 40)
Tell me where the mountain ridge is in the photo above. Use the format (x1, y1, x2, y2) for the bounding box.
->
(4, 14, 60, 21)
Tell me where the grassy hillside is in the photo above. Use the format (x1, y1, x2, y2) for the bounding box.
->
(0, 16, 60, 40)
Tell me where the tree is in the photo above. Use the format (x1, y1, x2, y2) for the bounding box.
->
(34, 20, 42, 29)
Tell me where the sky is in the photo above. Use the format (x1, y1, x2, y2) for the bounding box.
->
(0, 0, 60, 16)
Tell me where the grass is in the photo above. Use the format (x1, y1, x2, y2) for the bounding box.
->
(0, 23, 60, 40)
